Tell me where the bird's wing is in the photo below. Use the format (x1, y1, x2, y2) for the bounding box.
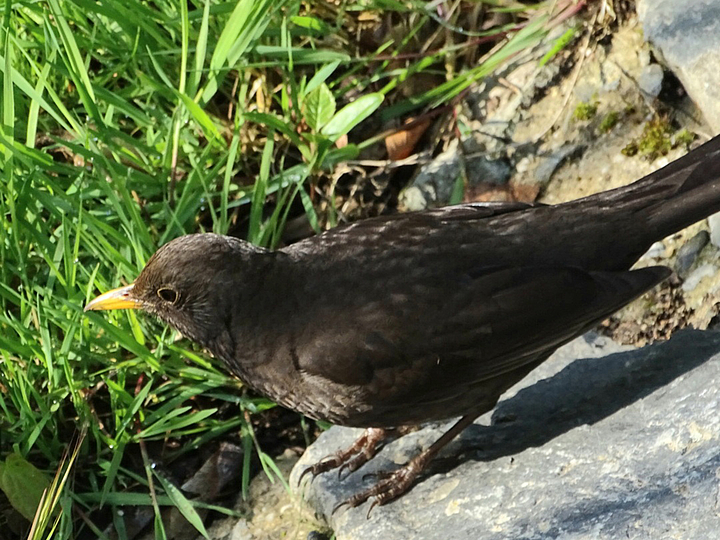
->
(349, 202, 540, 225)
(294, 264, 669, 406)
(284, 202, 542, 257)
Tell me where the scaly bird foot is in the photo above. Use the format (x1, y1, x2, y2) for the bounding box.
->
(299, 427, 391, 484)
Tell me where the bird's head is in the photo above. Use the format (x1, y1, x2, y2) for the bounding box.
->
(85, 233, 266, 354)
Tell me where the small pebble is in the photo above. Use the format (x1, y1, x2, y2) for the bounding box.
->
(515, 156, 532, 174)
(399, 186, 429, 212)
(675, 230, 710, 275)
(638, 63, 664, 98)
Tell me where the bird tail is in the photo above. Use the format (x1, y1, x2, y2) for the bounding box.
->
(580, 134, 720, 241)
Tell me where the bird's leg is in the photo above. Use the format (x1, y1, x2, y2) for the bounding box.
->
(299, 427, 392, 483)
(334, 414, 478, 515)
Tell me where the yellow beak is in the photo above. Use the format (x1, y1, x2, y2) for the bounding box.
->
(84, 284, 141, 312)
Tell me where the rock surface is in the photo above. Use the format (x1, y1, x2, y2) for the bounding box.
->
(638, 0, 720, 131)
(292, 331, 720, 540)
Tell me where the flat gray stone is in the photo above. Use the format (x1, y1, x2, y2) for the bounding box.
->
(292, 331, 720, 540)
(638, 0, 720, 130)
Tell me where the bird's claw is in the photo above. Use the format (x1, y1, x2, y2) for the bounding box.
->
(331, 499, 350, 516)
(298, 455, 343, 485)
(333, 464, 420, 517)
(338, 450, 375, 479)
(300, 427, 390, 485)
(337, 462, 350, 480)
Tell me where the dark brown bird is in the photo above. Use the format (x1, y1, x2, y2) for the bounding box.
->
(86, 135, 720, 510)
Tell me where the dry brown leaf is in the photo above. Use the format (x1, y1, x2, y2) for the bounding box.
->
(385, 118, 431, 160)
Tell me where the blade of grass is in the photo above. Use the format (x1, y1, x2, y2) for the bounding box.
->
(248, 130, 274, 243)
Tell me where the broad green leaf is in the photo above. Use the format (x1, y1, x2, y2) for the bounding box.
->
(321, 93, 384, 141)
(0, 453, 51, 521)
(303, 83, 335, 131)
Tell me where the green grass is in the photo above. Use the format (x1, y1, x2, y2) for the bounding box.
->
(0, 0, 580, 537)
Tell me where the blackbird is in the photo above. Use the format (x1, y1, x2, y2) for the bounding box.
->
(87, 134, 720, 511)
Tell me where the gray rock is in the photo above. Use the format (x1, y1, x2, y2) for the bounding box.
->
(467, 155, 512, 187)
(708, 211, 720, 247)
(675, 230, 710, 275)
(292, 331, 720, 540)
(534, 145, 584, 185)
(398, 140, 511, 211)
(681, 262, 717, 292)
(638, 0, 720, 130)
(637, 63, 665, 98)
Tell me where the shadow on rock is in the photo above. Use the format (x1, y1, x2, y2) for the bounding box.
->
(435, 329, 720, 470)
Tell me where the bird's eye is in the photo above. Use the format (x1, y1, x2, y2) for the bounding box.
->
(157, 287, 179, 304)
